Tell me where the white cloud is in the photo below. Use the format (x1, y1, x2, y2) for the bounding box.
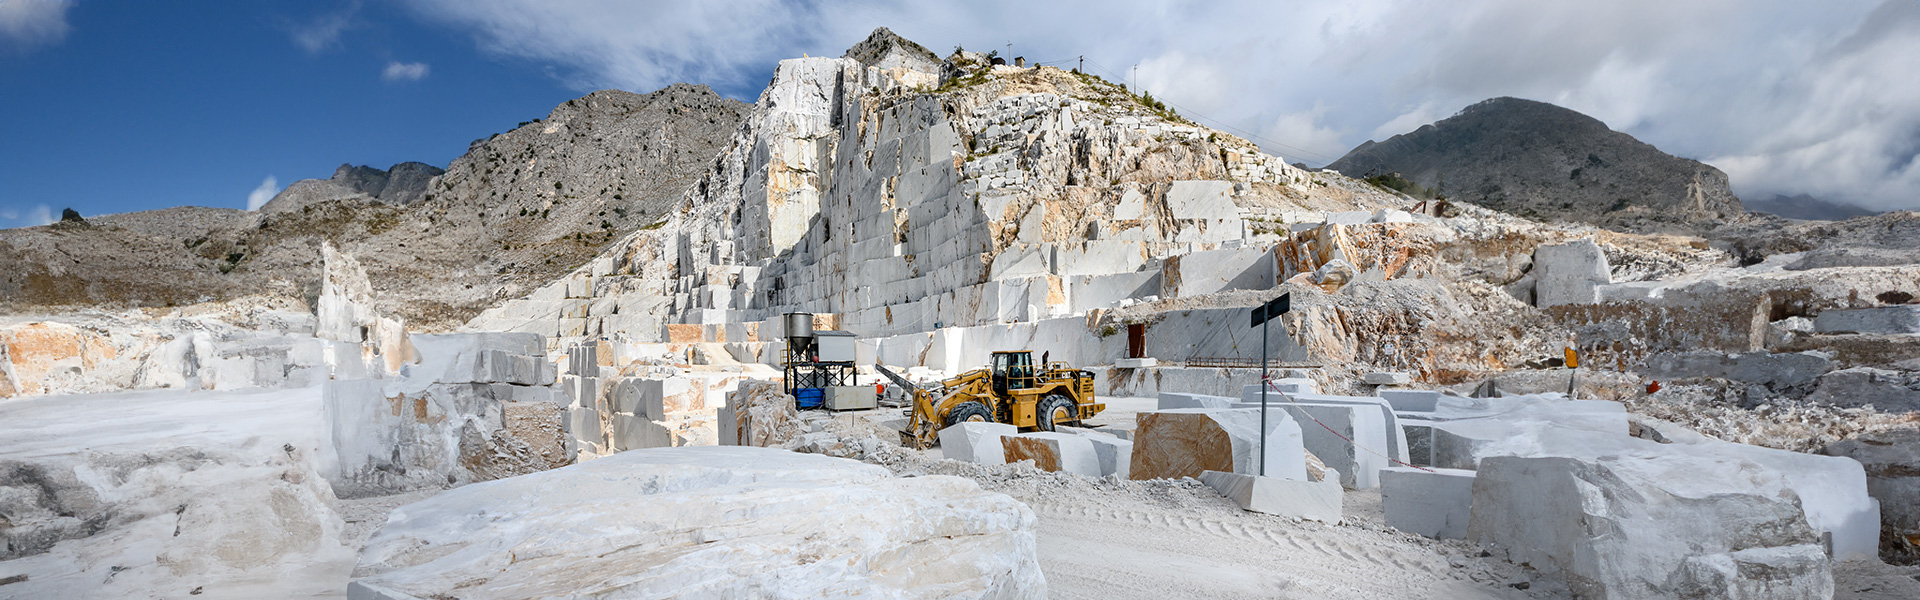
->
(402, 0, 1920, 210)
(0, 204, 55, 228)
(382, 61, 430, 82)
(246, 176, 281, 211)
(290, 4, 356, 53)
(0, 0, 73, 50)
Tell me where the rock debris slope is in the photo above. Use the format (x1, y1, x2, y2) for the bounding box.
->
(0, 84, 748, 329)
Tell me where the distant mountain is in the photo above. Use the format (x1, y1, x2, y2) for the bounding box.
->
(0, 84, 750, 328)
(1328, 97, 1747, 232)
(262, 162, 445, 213)
(1744, 194, 1880, 221)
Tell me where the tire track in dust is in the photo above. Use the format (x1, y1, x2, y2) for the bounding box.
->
(1031, 503, 1435, 574)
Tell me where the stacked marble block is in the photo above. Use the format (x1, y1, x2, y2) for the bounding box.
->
(560, 343, 677, 456)
(1375, 390, 1880, 597)
(939, 422, 1131, 479)
(464, 268, 674, 343)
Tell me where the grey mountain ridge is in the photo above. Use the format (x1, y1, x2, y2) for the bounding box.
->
(262, 162, 446, 214)
(1328, 97, 1748, 233)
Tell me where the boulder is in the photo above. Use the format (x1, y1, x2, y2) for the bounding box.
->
(1198, 470, 1342, 523)
(349, 447, 1046, 599)
(1815, 305, 1920, 335)
(1002, 432, 1102, 476)
(1825, 428, 1920, 564)
(1381, 467, 1475, 539)
(1469, 454, 1833, 599)
(940, 421, 1016, 465)
(1129, 408, 1306, 482)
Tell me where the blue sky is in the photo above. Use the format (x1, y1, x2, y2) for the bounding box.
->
(4, 0, 1917, 228)
(0, 1, 692, 224)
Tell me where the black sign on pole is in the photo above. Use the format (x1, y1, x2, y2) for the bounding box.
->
(1252, 292, 1290, 477)
(1250, 292, 1291, 327)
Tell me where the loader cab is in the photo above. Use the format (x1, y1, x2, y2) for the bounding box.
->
(990, 351, 1035, 395)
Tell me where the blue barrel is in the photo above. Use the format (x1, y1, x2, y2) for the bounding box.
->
(795, 388, 825, 409)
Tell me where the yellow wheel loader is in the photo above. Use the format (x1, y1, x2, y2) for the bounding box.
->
(876, 351, 1104, 449)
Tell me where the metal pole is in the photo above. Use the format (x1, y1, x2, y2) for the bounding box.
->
(1259, 317, 1269, 477)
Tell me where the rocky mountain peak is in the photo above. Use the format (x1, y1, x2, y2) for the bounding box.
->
(261, 161, 445, 214)
(842, 27, 941, 74)
(1329, 96, 1746, 232)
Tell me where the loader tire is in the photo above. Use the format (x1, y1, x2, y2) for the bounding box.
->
(944, 401, 994, 428)
(1038, 394, 1078, 432)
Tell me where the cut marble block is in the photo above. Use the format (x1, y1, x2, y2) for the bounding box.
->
(1161, 246, 1274, 298)
(1198, 470, 1342, 523)
(1815, 305, 1920, 334)
(509, 385, 560, 405)
(1381, 467, 1475, 539)
(561, 375, 600, 410)
(1278, 403, 1385, 489)
(1403, 421, 1434, 467)
(1469, 454, 1833, 599)
(1243, 379, 1317, 397)
(1083, 435, 1133, 478)
(1114, 358, 1158, 368)
(1435, 407, 1878, 561)
(1363, 372, 1412, 385)
(939, 421, 1016, 465)
(1825, 429, 1920, 563)
(566, 406, 602, 445)
(1380, 389, 1441, 413)
(609, 413, 670, 451)
(1130, 408, 1306, 482)
(1157, 392, 1237, 410)
(1003, 432, 1101, 476)
(1531, 239, 1610, 307)
(1276, 400, 1396, 489)
(1244, 392, 1411, 463)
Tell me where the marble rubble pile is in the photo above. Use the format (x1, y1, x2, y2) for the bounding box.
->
(348, 447, 1046, 599)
